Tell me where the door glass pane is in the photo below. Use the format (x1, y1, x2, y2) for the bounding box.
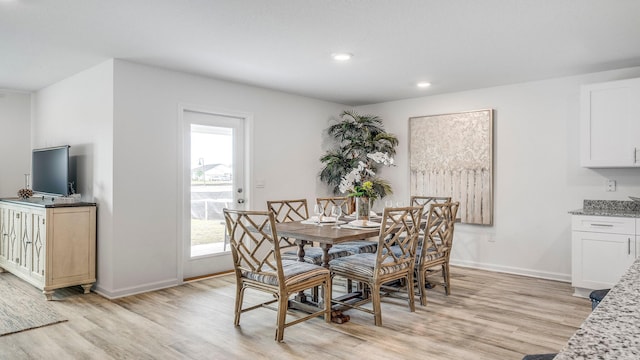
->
(190, 124, 233, 257)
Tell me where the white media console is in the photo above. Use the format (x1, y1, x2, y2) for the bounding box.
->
(0, 198, 96, 300)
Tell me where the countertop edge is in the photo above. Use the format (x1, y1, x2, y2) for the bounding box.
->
(568, 209, 640, 218)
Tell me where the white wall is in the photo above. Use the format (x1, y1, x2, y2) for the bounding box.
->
(0, 91, 31, 197)
(28, 57, 640, 296)
(105, 60, 344, 297)
(29, 59, 344, 298)
(358, 66, 640, 281)
(33, 60, 115, 290)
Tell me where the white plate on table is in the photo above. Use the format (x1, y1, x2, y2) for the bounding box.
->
(302, 216, 337, 224)
(346, 219, 381, 228)
(344, 211, 380, 220)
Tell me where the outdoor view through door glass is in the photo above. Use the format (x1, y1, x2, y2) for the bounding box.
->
(191, 125, 233, 257)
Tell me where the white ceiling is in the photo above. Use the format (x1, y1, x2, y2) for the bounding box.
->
(2, 0, 640, 105)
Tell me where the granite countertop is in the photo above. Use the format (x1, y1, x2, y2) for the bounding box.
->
(554, 257, 640, 359)
(569, 199, 640, 218)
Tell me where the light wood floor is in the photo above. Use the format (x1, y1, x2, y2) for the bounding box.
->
(0, 266, 591, 360)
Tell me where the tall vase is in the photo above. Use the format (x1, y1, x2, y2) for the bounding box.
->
(355, 197, 371, 222)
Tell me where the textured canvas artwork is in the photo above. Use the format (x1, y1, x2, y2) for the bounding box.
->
(409, 109, 493, 225)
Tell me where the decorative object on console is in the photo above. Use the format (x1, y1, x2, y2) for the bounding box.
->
(409, 109, 493, 225)
(17, 173, 33, 199)
(354, 196, 371, 222)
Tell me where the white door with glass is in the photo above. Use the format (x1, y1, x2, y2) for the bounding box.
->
(182, 109, 246, 279)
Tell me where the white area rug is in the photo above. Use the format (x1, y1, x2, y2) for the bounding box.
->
(0, 273, 67, 336)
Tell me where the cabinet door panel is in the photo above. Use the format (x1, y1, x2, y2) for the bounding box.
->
(18, 210, 33, 273)
(31, 212, 46, 280)
(47, 208, 94, 285)
(0, 206, 7, 262)
(572, 231, 635, 289)
(580, 77, 640, 168)
(6, 209, 21, 266)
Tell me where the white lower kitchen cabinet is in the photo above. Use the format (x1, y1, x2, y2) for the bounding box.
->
(571, 215, 637, 297)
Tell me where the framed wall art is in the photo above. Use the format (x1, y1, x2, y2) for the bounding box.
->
(409, 109, 493, 225)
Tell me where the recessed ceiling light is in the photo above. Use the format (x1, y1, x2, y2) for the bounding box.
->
(332, 53, 353, 61)
(417, 81, 431, 88)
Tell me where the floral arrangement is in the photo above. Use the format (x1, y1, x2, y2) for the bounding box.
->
(339, 152, 394, 200)
(319, 110, 399, 199)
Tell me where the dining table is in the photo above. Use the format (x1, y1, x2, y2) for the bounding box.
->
(276, 219, 381, 267)
(275, 218, 381, 322)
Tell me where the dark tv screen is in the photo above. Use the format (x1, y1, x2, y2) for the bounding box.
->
(32, 145, 70, 196)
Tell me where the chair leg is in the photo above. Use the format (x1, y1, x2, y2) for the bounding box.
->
(372, 284, 382, 326)
(417, 268, 427, 306)
(323, 277, 332, 323)
(407, 272, 416, 313)
(234, 284, 245, 326)
(443, 263, 451, 296)
(275, 293, 287, 342)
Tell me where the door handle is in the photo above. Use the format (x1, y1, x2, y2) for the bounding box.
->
(237, 199, 245, 204)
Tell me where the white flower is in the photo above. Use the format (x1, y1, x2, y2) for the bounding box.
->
(367, 152, 394, 166)
(339, 152, 395, 194)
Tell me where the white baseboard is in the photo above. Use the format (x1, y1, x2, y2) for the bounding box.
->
(93, 278, 182, 299)
(92, 262, 570, 299)
(450, 259, 571, 283)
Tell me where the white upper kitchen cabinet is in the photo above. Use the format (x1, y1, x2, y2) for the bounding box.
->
(580, 77, 640, 168)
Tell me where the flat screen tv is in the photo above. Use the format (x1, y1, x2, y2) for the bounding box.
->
(32, 145, 71, 197)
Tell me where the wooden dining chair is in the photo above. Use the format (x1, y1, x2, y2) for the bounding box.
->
(316, 196, 351, 216)
(416, 201, 459, 306)
(223, 209, 331, 342)
(328, 206, 423, 326)
(266, 199, 309, 249)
